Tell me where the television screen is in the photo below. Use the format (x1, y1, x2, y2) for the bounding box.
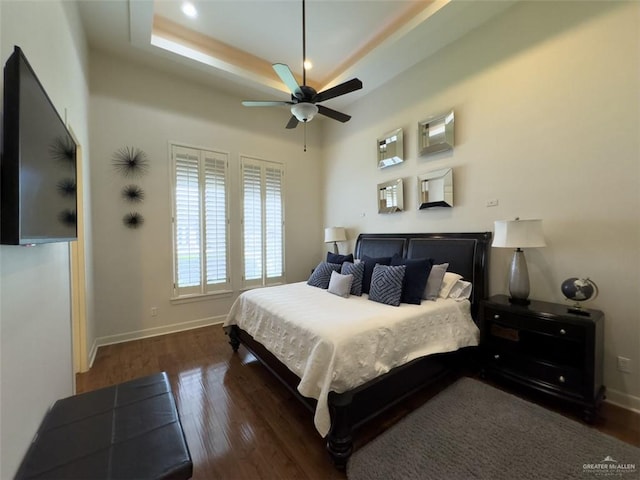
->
(1, 46, 77, 245)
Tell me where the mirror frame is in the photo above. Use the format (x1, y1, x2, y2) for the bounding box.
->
(418, 110, 454, 156)
(377, 178, 404, 213)
(418, 168, 453, 209)
(377, 128, 404, 168)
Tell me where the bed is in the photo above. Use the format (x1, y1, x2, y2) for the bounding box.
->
(224, 232, 491, 468)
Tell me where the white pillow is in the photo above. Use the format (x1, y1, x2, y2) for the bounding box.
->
(439, 272, 463, 299)
(448, 279, 473, 300)
(328, 271, 353, 298)
(423, 263, 449, 300)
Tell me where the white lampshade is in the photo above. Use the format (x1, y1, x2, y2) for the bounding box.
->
(324, 227, 346, 243)
(492, 219, 546, 249)
(291, 102, 319, 122)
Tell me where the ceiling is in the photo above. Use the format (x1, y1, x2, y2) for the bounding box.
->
(77, 0, 517, 109)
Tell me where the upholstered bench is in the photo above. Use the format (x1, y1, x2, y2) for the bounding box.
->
(15, 372, 193, 480)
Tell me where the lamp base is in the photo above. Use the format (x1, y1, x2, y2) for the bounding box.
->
(508, 249, 531, 305)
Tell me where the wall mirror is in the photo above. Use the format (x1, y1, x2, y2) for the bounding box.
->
(418, 110, 454, 156)
(418, 168, 453, 209)
(377, 128, 404, 168)
(378, 178, 404, 213)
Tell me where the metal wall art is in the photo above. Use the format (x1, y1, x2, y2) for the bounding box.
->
(112, 146, 148, 228)
(123, 212, 144, 229)
(121, 185, 145, 203)
(112, 146, 149, 177)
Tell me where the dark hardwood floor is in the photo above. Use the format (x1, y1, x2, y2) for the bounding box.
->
(76, 325, 640, 480)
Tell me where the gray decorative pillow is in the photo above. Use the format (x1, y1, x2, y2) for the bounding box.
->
(423, 263, 449, 300)
(341, 261, 365, 296)
(328, 271, 354, 298)
(308, 262, 342, 289)
(368, 264, 406, 307)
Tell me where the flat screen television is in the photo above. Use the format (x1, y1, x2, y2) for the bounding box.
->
(1, 45, 77, 245)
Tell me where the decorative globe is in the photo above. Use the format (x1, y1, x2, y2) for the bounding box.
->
(561, 277, 598, 305)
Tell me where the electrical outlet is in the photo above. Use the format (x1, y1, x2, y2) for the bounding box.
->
(486, 199, 499, 207)
(617, 356, 632, 373)
(151, 307, 158, 317)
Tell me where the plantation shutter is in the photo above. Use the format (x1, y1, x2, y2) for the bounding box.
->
(242, 163, 263, 285)
(204, 152, 229, 289)
(264, 166, 284, 279)
(172, 145, 229, 297)
(241, 157, 285, 288)
(174, 147, 201, 294)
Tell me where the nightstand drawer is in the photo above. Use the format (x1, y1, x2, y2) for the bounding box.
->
(487, 350, 584, 393)
(485, 308, 585, 341)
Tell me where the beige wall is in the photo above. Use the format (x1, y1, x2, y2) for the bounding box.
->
(0, 1, 91, 477)
(322, 1, 640, 408)
(89, 51, 323, 344)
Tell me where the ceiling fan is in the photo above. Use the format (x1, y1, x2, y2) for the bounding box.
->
(242, 0, 363, 131)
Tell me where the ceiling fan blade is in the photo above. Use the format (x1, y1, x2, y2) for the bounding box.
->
(242, 101, 292, 107)
(314, 78, 363, 103)
(273, 63, 302, 97)
(285, 115, 299, 129)
(317, 105, 351, 123)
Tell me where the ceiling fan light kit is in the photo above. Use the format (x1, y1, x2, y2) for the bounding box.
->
(291, 102, 318, 122)
(242, 0, 363, 149)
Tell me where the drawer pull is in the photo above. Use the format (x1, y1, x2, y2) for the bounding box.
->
(559, 329, 566, 335)
(493, 314, 500, 320)
(494, 354, 501, 360)
(559, 375, 566, 383)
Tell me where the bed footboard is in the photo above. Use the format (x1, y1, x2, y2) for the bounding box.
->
(225, 325, 463, 468)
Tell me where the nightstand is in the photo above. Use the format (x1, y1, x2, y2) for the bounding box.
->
(480, 294, 605, 422)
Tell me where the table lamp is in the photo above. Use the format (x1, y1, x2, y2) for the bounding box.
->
(492, 218, 546, 305)
(324, 227, 346, 254)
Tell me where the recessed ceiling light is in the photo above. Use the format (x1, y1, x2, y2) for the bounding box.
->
(181, 2, 198, 19)
(303, 59, 313, 70)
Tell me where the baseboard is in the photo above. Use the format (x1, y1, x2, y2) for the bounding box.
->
(604, 387, 640, 414)
(93, 315, 226, 351)
(88, 339, 99, 369)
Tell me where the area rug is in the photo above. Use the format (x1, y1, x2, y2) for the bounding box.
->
(347, 377, 639, 480)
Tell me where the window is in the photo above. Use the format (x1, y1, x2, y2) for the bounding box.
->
(241, 156, 285, 288)
(172, 145, 230, 297)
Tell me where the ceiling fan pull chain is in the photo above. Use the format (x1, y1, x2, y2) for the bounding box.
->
(304, 122, 307, 152)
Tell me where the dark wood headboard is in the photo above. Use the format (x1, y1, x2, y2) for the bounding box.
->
(354, 232, 492, 319)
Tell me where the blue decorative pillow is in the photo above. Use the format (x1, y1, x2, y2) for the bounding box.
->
(308, 262, 342, 289)
(327, 252, 354, 265)
(341, 261, 365, 296)
(361, 255, 392, 294)
(368, 264, 406, 307)
(391, 254, 433, 305)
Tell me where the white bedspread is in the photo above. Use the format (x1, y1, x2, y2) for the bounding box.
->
(224, 282, 480, 437)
